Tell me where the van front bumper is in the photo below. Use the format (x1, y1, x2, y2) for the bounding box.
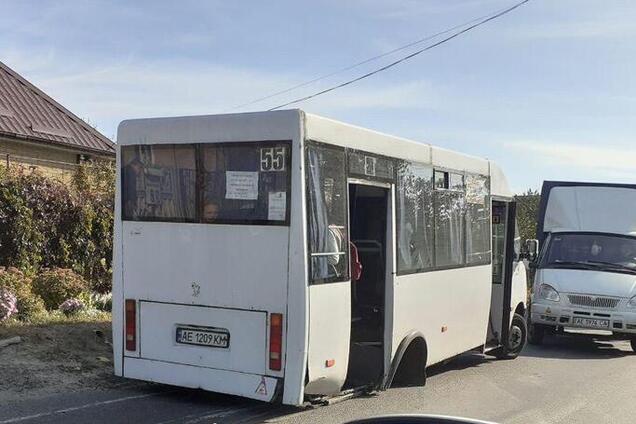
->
(531, 302, 636, 336)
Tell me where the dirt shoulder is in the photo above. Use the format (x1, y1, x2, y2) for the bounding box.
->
(0, 321, 123, 404)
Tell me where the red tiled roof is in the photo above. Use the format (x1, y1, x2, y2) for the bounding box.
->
(0, 61, 115, 155)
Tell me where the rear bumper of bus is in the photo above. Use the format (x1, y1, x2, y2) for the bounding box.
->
(531, 302, 636, 335)
(122, 357, 282, 403)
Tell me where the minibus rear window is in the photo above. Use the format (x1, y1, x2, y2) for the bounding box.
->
(121, 141, 291, 225)
(201, 142, 291, 224)
(121, 144, 197, 222)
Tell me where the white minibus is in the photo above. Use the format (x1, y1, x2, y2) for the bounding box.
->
(528, 181, 636, 351)
(112, 110, 528, 406)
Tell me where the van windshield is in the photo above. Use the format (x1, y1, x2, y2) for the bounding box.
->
(541, 233, 636, 274)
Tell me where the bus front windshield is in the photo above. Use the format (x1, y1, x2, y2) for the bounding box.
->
(541, 233, 636, 274)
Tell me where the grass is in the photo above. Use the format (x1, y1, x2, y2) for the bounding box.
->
(1, 310, 111, 328)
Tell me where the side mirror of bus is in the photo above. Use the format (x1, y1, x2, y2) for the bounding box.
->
(525, 239, 539, 262)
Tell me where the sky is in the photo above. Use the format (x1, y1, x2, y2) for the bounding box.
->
(2, 0, 636, 192)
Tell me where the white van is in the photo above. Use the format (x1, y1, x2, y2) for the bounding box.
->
(112, 110, 528, 405)
(528, 181, 636, 351)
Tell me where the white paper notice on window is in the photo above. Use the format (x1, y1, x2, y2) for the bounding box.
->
(225, 171, 259, 200)
(268, 191, 287, 221)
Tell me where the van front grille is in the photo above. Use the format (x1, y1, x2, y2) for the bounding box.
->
(567, 294, 620, 309)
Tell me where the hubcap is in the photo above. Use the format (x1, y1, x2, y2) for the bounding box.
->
(509, 326, 523, 350)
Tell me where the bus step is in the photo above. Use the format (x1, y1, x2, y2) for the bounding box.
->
(309, 386, 376, 406)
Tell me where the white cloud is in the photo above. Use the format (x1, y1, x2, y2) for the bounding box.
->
(3, 53, 436, 140)
(504, 140, 636, 181)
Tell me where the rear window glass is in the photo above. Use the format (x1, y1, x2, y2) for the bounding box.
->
(121, 141, 291, 225)
(201, 142, 291, 224)
(121, 144, 197, 221)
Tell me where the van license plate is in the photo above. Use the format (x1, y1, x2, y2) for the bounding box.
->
(572, 317, 609, 329)
(176, 326, 230, 348)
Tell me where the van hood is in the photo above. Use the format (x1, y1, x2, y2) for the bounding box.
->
(537, 268, 636, 298)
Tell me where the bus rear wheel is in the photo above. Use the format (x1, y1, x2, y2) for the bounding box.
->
(495, 313, 527, 360)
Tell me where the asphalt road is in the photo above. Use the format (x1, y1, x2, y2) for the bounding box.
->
(1, 334, 634, 424)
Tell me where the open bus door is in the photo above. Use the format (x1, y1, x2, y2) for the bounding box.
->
(488, 200, 526, 357)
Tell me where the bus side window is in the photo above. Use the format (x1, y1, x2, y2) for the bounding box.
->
(465, 174, 491, 265)
(306, 143, 349, 284)
(396, 161, 434, 273)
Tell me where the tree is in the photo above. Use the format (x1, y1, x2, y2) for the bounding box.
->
(514, 188, 540, 242)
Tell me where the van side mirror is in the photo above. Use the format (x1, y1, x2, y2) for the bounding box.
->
(524, 239, 539, 262)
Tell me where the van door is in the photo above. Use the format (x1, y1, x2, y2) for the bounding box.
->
(304, 142, 351, 395)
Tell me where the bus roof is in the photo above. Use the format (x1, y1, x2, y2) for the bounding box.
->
(117, 109, 512, 197)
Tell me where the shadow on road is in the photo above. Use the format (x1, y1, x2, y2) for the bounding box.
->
(521, 334, 633, 360)
(131, 388, 303, 423)
(427, 352, 491, 379)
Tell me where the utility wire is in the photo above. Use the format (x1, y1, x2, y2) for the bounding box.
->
(228, 4, 513, 112)
(267, 0, 530, 111)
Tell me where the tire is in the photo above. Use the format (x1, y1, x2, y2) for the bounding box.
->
(528, 322, 546, 345)
(496, 313, 527, 360)
(631, 338, 636, 353)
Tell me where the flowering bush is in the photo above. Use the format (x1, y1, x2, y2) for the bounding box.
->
(32, 268, 89, 311)
(59, 298, 85, 316)
(0, 288, 18, 321)
(0, 267, 45, 320)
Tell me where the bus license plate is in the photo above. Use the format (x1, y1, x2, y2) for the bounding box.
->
(176, 326, 230, 348)
(572, 317, 609, 329)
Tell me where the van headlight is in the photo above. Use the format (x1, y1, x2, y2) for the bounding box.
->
(538, 284, 560, 302)
(628, 296, 636, 308)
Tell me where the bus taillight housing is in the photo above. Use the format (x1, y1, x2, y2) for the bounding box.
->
(125, 299, 136, 351)
(269, 313, 283, 371)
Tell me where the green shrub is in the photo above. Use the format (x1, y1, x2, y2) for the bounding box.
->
(32, 268, 89, 310)
(0, 165, 114, 292)
(89, 292, 112, 312)
(0, 267, 46, 320)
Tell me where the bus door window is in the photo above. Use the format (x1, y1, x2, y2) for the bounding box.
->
(492, 203, 507, 284)
(306, 144, 349, 283)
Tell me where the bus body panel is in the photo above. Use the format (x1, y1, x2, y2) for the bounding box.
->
(392, 265, 491, 366)
(121, 221, 289, 311)
(120, 221, 289, 377)
(510, 261, 528, 321)
(124, 357, 279, 402)
(138, 301, 268, 374)
(282, 126, 309, 405)
(304, 282, 351, 395)
(115, 111, 306, 404)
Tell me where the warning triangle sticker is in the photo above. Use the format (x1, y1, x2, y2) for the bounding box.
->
(255, 377, 268, 396)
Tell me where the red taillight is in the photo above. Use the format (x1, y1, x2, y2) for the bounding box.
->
(125, 299, 136, 351)
(269, 313, 283, 371)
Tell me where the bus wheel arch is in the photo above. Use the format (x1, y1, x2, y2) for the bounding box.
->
(384, 332, 427, 389)
(514, 302, 526, 319)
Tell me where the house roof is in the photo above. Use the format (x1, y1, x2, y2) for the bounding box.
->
(0, 61, 115, 155)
